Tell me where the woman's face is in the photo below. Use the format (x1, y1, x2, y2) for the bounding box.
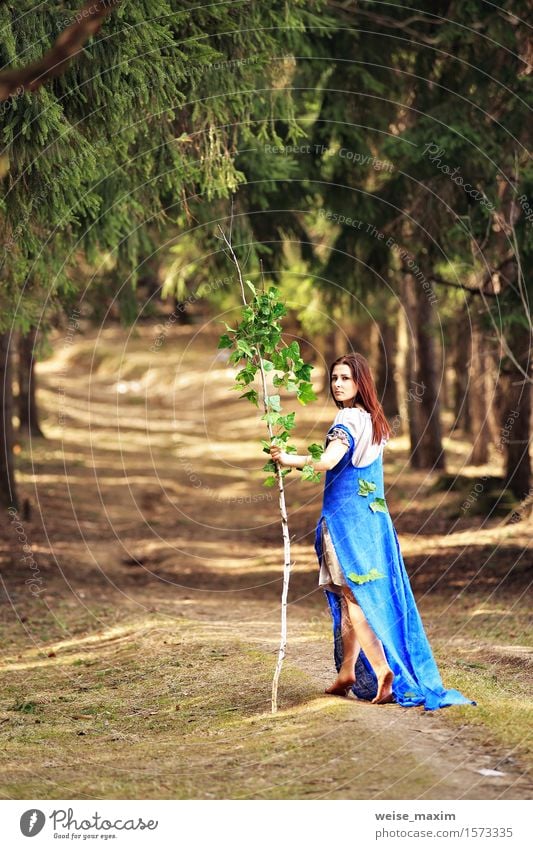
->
(331, 364, 358, 406)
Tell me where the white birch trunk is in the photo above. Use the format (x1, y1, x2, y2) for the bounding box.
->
(218, 225, 293, 713)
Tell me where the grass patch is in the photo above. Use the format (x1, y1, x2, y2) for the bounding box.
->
(0, 613, 441, 799)
(8, 701, 39, 714)
(436, 655, 532, 765)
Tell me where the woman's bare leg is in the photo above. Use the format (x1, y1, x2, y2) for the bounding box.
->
(325, 593, 361, 695)
(342, 588, 394, 704)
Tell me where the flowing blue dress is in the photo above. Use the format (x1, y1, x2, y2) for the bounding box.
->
(314, 418, 476, 710)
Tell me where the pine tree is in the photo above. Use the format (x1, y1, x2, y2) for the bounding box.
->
(0, 0, 322, 508)
(228, 1, 532, 491)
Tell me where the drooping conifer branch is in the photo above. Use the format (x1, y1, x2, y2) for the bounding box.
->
(0, 0, 121, 101)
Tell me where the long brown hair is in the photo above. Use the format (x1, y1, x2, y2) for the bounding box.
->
(329, 353, 392, 445)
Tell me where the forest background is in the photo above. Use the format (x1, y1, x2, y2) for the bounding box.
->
(0, 0, 531, 801)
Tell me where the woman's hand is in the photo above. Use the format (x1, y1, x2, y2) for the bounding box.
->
(269, 443, 289, 466)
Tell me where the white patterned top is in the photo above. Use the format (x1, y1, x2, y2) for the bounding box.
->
(327, 407, 388, 468)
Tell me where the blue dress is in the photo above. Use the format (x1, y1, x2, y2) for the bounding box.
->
(314, 419, 476, 711)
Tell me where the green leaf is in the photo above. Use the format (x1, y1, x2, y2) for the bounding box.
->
(239, 389, 258, 406)
(261, 337, 279, 354)
(237, 338, 254, 357)
(218, 334, 234, 349)
(278, 412, 296, 430)
(262, 411, 282, 426)
(347, 568, 385, 584)
(301, 464, 321, 483)
(358, 479, 377, 496)
(263, 475, 277, 487)
(245, 279, 257, 296)
(369, 498, 388, 513)
(262, 359, 274, 371)
(235, 365, 257, 385)
(262, 460, 277, 472)
(297, 381, 316, 404)
(307, 442, 323, 460)
(271, 303, 287, 318)
(277, 347, 289, 364)
(295, 363, 313, 381)
(267, 394, 281, 411)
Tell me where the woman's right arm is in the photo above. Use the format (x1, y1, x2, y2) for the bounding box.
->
(269, 439, 348, 472)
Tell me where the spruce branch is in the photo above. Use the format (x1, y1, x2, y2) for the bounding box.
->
(0, 0, 121, 102)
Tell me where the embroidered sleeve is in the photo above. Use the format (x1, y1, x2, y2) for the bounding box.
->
(326, 426, 351, 448)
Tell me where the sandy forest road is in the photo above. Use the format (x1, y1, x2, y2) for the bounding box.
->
(0, 323, 531, 799)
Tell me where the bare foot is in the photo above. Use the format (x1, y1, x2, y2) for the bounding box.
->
(325, 673, 356, 696)
(371, 667, 394, 704)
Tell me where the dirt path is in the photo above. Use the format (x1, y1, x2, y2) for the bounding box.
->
(0, 323, 531, 799)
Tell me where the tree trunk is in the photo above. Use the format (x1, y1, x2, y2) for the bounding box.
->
(437, 332, 448, 410)
(452, 304, 471, 432)
(502, 325, 532, 500)
(0, 332, 19, 510)
(399, 272, 446, 468)
(468, 310, 491, 465)
(317, 327, 344, 396)
(475, 171, 531, 498)
(400, 274, 424, 464)
(18, 327, 44, 437)
(368, 321, 380, 375)
(170, 296, 192, 323)
(415, 276, 446, 470)
(376, 319, 399, 418)
(394, 300, 409, 438)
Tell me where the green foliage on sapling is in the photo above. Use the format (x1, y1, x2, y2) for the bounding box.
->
(218, 281, 322, 485)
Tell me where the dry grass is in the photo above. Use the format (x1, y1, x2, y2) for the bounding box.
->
(0, 322, 531, 799)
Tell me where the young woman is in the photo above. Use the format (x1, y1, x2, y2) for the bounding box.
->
(270, 353, 475, 710)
